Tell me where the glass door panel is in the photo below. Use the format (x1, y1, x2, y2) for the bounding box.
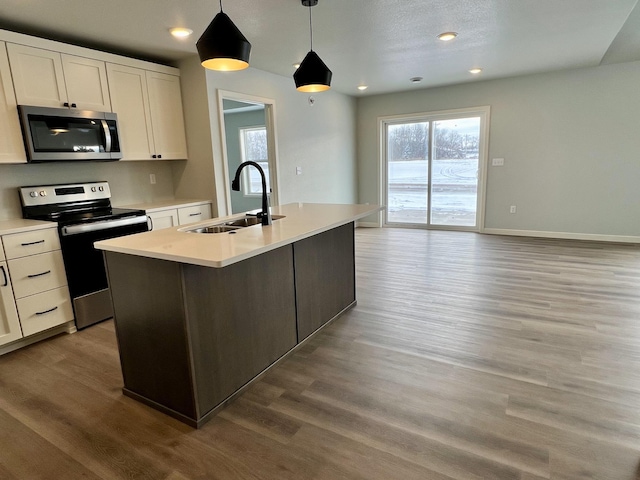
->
(430, 118, 481, 227)
(386, 122, 429, 224)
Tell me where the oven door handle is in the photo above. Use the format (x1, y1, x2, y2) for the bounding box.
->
(61, 216, 149, 236)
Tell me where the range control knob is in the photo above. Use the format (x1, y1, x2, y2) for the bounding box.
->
(39, 191, 47, 197)
(98, 186, 104, 192)
(91, 187, 97, 192)
(30, 191, 38, 198)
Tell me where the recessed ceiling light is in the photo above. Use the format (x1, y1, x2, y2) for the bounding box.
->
(469, 68, 483, 74)
(357, 85, 368, 91)
(170, 27, 193, 38)
(410, 77, 423, 83)
(437, 32, 458, 42)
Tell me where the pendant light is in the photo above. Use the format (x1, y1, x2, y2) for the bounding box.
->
(197, 0, 251, 71)
(294, 0, 332, 92)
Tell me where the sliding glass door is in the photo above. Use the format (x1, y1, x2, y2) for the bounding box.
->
(384, 108, 487, 230)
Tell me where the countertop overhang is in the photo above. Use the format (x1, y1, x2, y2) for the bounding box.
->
(95, 203, 381, 268)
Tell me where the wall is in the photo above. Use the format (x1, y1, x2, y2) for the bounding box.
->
(223, 108, 267, 213)
(357, 61, 640, 239)
(0, 161, 175, 220)
(174, 56, 358, 217)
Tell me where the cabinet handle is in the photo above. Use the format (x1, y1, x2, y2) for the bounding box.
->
(21, 239, 45, 246)
(63, 102, 69, 107)
(71, 103, 77, 108)
(28, 270, 51, 279)
(35, 306, 58, 316)
(158, 154, 162, 159)
(152, 154, 157, 158)
(0, 265, 7, 287)
(189, 212, 201, 217)
(147, 215, 154, 231)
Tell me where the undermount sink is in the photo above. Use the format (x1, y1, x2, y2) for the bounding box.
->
(182, 214, 285, 234)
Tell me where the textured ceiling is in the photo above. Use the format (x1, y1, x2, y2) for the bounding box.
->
(0, 0, 638, 96)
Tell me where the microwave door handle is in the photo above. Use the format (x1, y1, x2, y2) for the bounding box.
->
(101, 120, 112, 152)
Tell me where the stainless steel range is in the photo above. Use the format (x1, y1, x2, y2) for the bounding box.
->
(20, 181, 149, 329)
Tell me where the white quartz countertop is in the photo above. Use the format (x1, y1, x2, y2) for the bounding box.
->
(95, 203, 381, 268)
(118, 198, 211, 213)
(0, 219, 57, 236)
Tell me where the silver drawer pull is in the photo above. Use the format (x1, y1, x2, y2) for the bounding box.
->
(35, 306, 58, 316)
(0, 266, 7, 287)
(21, 239, 45, 246)
(189, 212, 202, 217)
(28, 270, 51, 279)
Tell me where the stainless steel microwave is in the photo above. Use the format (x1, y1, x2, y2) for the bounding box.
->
(18, 105, 122, 162)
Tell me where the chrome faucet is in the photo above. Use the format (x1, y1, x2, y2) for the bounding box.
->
(231, 161, 272, 226)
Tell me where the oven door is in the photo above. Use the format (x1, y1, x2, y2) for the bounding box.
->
(59, 216, 149, 328)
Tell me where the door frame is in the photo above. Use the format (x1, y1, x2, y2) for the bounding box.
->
(378, 105, 490, 232)
(217, 89, 281, 215)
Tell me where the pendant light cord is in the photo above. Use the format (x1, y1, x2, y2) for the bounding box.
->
(219, 0, 223, 12)
(309, 4, 314, 51)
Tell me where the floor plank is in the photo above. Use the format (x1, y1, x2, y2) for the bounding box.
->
(1, 228, 640, 479)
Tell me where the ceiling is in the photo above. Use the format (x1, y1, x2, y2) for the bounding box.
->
(0, 0, 638, 96)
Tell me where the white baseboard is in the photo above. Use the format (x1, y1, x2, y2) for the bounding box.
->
(483, 228, 640, 244)
(356, 221, 380, 228)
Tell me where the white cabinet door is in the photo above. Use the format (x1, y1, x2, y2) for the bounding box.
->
(106, 63, 155, 161)
(177, 203, 213, 225)
(0, 42, 26, 164)
(7, 43, 68, 108)
(61, 54, 111, 111)
(146, 71, 188, 160)
(0, 261, 23, 347)
(148, 209, 178, 230)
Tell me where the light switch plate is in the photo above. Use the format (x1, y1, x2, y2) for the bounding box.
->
(492, 158, 505, 166)
(296, 166, 302, 175)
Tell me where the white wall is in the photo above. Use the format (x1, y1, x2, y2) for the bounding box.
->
(357, 61, 640, 239)
(174, 56, 358, 217)
(0, 161, 175, 220)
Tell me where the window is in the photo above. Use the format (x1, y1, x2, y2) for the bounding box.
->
(239, 127, 269, 196)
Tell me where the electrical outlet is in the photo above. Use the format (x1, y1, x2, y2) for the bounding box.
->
(296, 166, 302, 175)
(510, 205, 517, 214)
(492, 158, 505, 166)
(149, 173, 156, 185)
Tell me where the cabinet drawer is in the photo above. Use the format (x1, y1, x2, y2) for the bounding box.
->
(3, 228, 60, 259)
(8, 251, 67, 299)
(16, 287, 73, 336)
(178, 204, 212, 225)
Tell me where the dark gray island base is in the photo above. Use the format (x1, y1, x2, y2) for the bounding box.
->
(104, 222, 355, 428)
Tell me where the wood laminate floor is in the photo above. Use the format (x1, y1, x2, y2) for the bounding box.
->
(2, 228, 640, 479)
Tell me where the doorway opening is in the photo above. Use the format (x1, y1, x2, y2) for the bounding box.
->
(381, 107, 489, 230)
(218, 90, 279, 215)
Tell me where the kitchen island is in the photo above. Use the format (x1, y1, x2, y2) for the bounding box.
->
(95, 203, 380, 427)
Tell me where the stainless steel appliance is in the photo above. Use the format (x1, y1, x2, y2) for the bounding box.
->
(18, 105, 122, 162)
(20, 182, 149, 329)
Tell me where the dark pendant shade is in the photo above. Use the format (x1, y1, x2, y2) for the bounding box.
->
(197, 12, 251, 71)
(294, 50, 332, 92)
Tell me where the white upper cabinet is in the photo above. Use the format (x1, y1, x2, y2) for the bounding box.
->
(106, 63, 155, 160)
(146, 71, 188, 160)
(7, 43, 111, 111)
(60, 54, 111, 111)
(107, 64, 187, 161)
(0, 42, 27, 164)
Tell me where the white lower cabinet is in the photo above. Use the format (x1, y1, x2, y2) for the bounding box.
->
(16, 287, 74, 337)
(177, 204, 213, 226)
(0, 226, 74, 349)
(0, 260, 23, 347)
(146, 201, 212, 231)
(148, 209, 178, 231)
